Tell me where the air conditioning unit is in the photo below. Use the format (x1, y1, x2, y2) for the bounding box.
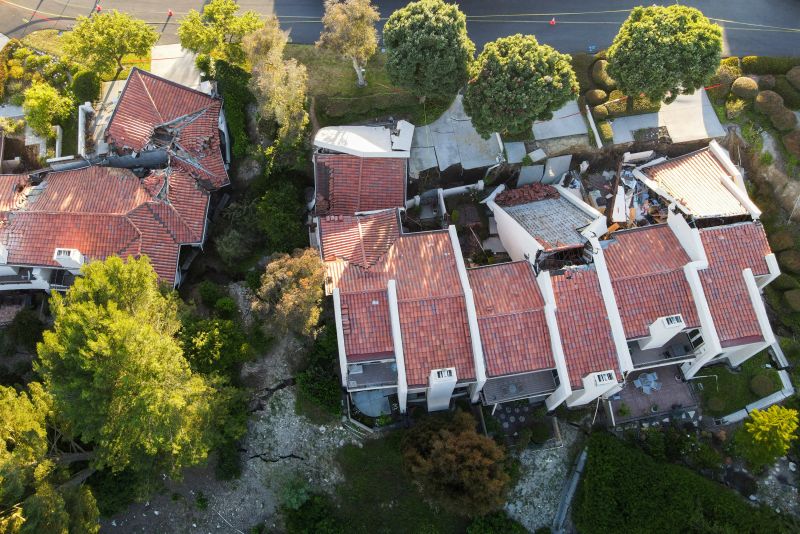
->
(662, 314, 684, 328)
(52, 248, 83, 269)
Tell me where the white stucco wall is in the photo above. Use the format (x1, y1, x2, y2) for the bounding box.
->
(487, 200, 544, 262)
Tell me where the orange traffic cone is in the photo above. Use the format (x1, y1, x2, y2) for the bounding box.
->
(549, 17, 556, 26)
(95, 4, 102, 12)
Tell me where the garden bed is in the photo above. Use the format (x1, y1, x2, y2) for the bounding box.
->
(694, 352, 782, 417)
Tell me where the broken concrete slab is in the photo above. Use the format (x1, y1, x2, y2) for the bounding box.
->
(518, 165, 545, 186)
(409, 146, 437, 178)
(529, 148, 547, 162)
(505, 142, 527, 164)
(532, 100, 587, 140)
(433, 130, 460, 171)
(483, 237, 507, 254)
(542, 155, 572, 185)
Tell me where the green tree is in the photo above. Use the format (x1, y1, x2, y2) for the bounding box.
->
(383, 0, 474, 101)
(256, 181, 306, 253)
(735, 405, 799, 471)
(181, 317, 251, 375)
(607, 5, 722, 103)
(244, 17, 309, 144)
(63, 11, 158, 79)
(22, 82, 73, 138)
(178, 0, 264, 66)
(0, 117, 24, 136)
(463, 34, 578, 138)
(467, 511, 527, 534)
(317, 0, 379, 87)
(402, 410, 510, 517)
(36, 256, 223, 476)
(255, 249, 324, 338)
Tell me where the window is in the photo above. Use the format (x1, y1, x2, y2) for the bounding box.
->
(436, 369, 454, 379)
(662, 314, 684, 328)
(595, 371, 615, 385)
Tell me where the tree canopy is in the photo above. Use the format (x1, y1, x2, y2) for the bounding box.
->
(383, 0, 474, 100)
(463, 34, 578, 138)
(244, 16, 309, 145)
(402, 410, 510, 517)
(22, 82, 73, 138)
(255, 248, 324, 338)
(607, 5, 722, 102)
(178, 0, 263, 66)
(736, 405, 799, 470)
(317, 0, 379, 87)
(36, 256, 224, 476)
(63, 10, 158, 78)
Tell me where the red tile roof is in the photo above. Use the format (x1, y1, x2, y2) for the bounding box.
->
(319, 210, 399, 268)
(315, 154, 405, 216)
(328, 227, 475, 387)
(105, 68, 229, 189)
(0, 166, 210, 285)
(699, 223, 772, 348)
(0, 175, 29, 212)
(494, 183, 560, 207)
(551, 267, 620, 388)
(340, 290, 394, 361)
(468, 262, 554, 377)
(603, 225, 699, 339)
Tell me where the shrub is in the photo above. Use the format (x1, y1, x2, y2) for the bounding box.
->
(720, 56, 740, 69)
(779, 249, 800, 274)
(754, 90, 784, 115)
(71, 70, 101, 104)
(605, 89, 626, 115)
(284, 494, 344, 534)
(773, 75, 800, 109)
(591, 59, 616, 90)
(725, 97, 746, 119)
(629, 92, 661, 114)
(735, 405, 799, 471)
(759, 151, 774, 166)
(758, 75, 776, 90)
(770, 106, 798, 131)
(215, 227, 255, 266)
(198, 281, 225, 307)
(788, 66, 800, 90)
(214, 60, 254, 159)
(731, 76, 758, 99)
(597, 120, 614, 144)
(214, 296, 238, 318)
(591, 104, 608, 120)
(296, 325, 341, 415)
(772, 273, 799, 290)
(750, 374, 777, 397)
(3, 307, 44, 354)
(742, 56, 800, 75)
(256, 181, 306, 254)
(467, 512, 526, 534)
(181, 316, 251, 374)
(529, 420, 551, 444)
(585, 88, 607, 105)
(784, 130, 800, 158)
(707, 65, 739, 103)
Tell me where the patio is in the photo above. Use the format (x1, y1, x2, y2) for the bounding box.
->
(607, 365, 698, 425)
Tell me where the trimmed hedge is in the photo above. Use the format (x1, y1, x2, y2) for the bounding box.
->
(591, 60, 616, 91)
(785, 130, 800, 158)
(591, 104, 608, 120)
(597, 120, 613, 144)
(720, 56, 741, 69)
(214, 60, 255, 160)
(585, 88, 607, 105)
(71, 70, 101, 104)
(758, 74, 776, 90)
(731, 77, 758, 100)
(789, 66, 800, 90)
(755, 90, 784, 115)
(774, 75, 800, 110)
(770, 106, 798, 132)
(707, 64, 740, 104)
(742, 56, 800, 75)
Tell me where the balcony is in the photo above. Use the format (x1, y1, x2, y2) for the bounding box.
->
(48, 269, 77, 291)
(481, 369, 558, 405)
(347, 360, 397, 390)
(629, 332, 697, 369)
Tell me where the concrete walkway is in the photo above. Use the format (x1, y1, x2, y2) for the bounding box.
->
(611, 89, 725, 144)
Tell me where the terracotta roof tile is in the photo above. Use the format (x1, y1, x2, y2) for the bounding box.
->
(603, 225, 699, 338)
(105, 68, 229, 189)
(700, 223, 771, 347)
(551, 267, 620, 388)
(494, 183, 560, 207)
(340, 290, 394, 361)
(468, 262, 554, 377)
(26, 167, 151, 214)
(319, 210, 399, 268)
(315, 154, 405, 216)
(0, 175, 29, 212)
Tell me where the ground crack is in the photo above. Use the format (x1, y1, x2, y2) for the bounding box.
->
(249, 377, 296, 412)
(248, 452, 305, 463)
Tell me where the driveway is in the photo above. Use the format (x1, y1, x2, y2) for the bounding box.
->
(0, 0, 799, 56)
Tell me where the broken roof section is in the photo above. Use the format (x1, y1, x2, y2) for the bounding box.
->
(602, 225, 700, 339)
(635, 141, 758, 220)
(494, 183, 597, 251)
(314, 154, 407, 216)
(699, 222, 772, 348)
(313, 121, 414, 158)
(551, 266, 620, 388)
(467, 262, 554, 377)
(105, 68, 229, 190)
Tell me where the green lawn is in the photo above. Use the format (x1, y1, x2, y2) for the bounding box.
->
(695, 352, 782, 416)
(285, 44, 451, 127)
(335, 432, 469, 534)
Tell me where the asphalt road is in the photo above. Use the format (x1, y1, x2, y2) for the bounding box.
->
(0, 0, 799, 56)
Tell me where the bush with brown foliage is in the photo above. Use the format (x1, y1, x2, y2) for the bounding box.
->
(731, 77, 758, 99)
(585, 88, 607, 105)
(770, 106, 798, 132)
(754, 90, 784, 115)
(591, 59, 616, 91)
(592, 104, 609, 120)
(789, 66, 800, 90)
(758, 74, 776, 90)
(402, 410, 510, 517)
(784, 130, 800, 158)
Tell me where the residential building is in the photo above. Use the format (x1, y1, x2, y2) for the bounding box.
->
(0, 68, 229, 293)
